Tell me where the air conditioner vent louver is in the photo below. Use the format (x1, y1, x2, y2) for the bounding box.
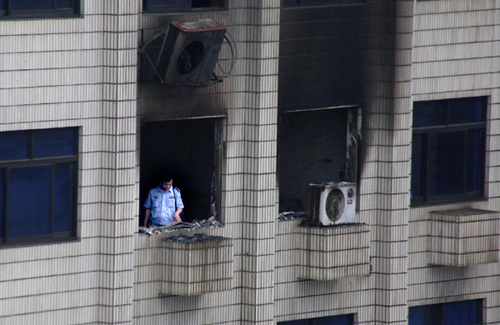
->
(308, 184, 322, 225)
(308, 182, 356, 226)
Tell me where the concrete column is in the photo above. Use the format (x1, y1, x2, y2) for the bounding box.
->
(97, 1, 139, 323)
(229, 1, 281, 323)
(361, 1, 414, 323)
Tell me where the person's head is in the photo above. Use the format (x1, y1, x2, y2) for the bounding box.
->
(160, 172, 174, 191)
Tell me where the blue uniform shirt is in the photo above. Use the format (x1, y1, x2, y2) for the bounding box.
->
(144, 185, 184, 225)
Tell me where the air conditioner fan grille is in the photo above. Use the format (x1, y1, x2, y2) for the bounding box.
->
(325, 188, 345, 222)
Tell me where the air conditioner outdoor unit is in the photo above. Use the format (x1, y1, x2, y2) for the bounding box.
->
(308, 182, 356, 226)
(157, 19, 227, 86)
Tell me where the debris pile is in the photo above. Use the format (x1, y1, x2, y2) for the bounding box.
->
(138, 217, 223, 236)
(278, 211, 307, 221)
(163, 233, 228, 243)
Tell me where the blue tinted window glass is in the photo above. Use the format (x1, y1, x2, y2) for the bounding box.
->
(8, 166, 52, 238)
(57, 0, 74, 8)
(313, 314, 353, 325)
(192, 0, 211, 7)
(444, 300, 481, 325)
(147, 0, 189, 7)
(0, 0, 6, 11)
(0, 131, 29, 161)
(0, 170, 4, 240)
(413, 100, 447, 128)
(54, 163, 71, 233)
(278, 314, 353, 325)
(428, 132, 464, 197)
(409, 305, 441, 325)
(33, 128, 76, 158)
(466, 129, 484, 192)
(448, 97, 485, 124)
(12, 0, 54, 10)
(411, 133, 424, 198)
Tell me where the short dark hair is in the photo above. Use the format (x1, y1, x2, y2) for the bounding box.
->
(161, 172, 174, 182)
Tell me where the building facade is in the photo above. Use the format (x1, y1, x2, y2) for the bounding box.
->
(0, 0, 499, 324)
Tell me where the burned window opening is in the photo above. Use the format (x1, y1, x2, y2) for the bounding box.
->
(143, 0, 226, 13)
(345, 109, 360, 183)
(283, 0, 364, 8)
(139, 118, 223, 227)
(278, 107, 360, 216)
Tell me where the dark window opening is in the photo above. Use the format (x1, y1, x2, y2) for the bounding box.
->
(283, 0, 364, 8)
(0, 0, 80, 18)
(140, 118, 223, 225)
(278, 313, 354, 325)
(0, 128, 78, 246)
(278, 108, 359, 213)
(409, 299, 483, 325)
(143, 0, 225, 13)
(411, 97, 486, 205)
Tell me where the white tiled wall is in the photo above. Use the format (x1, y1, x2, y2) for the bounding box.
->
(409, 1, 500, 324)
(0, 0, 138, 323)
(1, 0, 500, 324)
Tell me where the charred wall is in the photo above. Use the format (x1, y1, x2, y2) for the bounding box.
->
(138, 12, 231, 122)
(278, 108, 350, 212)
(279, 3, 369, 111)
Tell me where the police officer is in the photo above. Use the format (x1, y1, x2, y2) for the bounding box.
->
(143, 172, 184, 226)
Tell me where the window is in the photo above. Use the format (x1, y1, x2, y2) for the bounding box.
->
(283, 0, 364, 7)
(278, 314, 354, 325)
(409, 299, 482, 325)
(0, 0, 80, 18)
(0, 128, 78, 246)
(278, 108, 358, 213)
(140, 118, 223, 224)
(411, 97, 486, 205)
(143, 0, 225, 13)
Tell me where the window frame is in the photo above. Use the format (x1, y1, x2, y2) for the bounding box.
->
(277, 107, 359, 214)
(409, 299, 483, 325)
(139, 117, 225, 225)
(0, 128, 78, 247)
(143, 0, 226, 14)
(0, 0, 81, 19)
(278, 313, 354, 325)
(282, 0, 365, 8)
(410, 97, 487, 206)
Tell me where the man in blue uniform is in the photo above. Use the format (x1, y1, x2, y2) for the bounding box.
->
(143, 172, 184, 226)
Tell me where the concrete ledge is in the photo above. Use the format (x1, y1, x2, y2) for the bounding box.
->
(428, 208, 500, 266)
(160, 236, 233, 296)
(298, 223, 371, 280)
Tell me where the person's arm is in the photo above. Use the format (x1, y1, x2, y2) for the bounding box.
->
(173, 187, 184, 222)
(173, 208, 183, 222)
(144, 208, 151, 227)
(143, 190, 153, 227)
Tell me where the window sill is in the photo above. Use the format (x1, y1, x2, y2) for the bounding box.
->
(0, 13, 83, 21)
(0, 237, 79, 249)
(142, 8, 228, 16)
(411, 196, 487, 209)
(283, 2, 365, 10)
